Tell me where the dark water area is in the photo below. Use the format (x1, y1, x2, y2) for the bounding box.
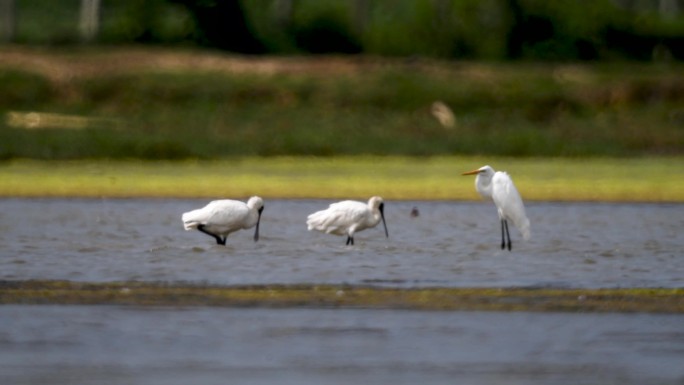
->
(1, 306, 683, 385)
(0, 198, 682, 288)
(1, 198, 683, 385)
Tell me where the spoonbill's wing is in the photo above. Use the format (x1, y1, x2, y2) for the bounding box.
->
(182, 200, 248, 230)
(307, 200, 367, 235)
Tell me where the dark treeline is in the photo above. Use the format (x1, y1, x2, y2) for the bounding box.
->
(3, 0, 684, 60)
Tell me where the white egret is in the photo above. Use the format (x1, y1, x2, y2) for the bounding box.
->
(462, 166, 530, 250)
(306, 196, 389, 245)
(182, 196, 264, 245)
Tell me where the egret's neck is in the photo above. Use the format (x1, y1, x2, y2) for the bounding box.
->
(475, 174, 493, 199)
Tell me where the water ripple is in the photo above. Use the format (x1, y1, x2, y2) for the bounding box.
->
(0, 199, 682, 288)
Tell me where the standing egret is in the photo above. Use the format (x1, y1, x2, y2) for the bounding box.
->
(462, 166, 530, 250)
(182, 196, 264, 245)
(306, 196, 389, 245)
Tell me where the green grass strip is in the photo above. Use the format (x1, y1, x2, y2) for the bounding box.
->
(1, 280, 682, 313)
(1, 156, 682, 201)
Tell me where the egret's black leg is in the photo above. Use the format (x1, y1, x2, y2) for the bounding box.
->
(198, 225, 226, 245)
(346, 236, 354, 246)
(500, 220, 506, 250)
(504, 220, 512, 251)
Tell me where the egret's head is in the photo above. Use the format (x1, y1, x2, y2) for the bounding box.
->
(462, 165, 494, 177)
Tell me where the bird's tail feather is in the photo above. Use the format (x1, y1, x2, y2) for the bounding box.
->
(181, 211, 200, 231)
(306, 211, 327, 231)
(518, 218, 531, 241)
(183, 221, 198, 231)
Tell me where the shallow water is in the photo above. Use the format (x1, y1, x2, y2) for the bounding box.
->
(1, 306, 684, 385)
(1, 198, 684, 384)
(0, 198, 682, 288)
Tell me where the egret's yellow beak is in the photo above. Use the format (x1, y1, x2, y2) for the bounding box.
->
(462, 169, 481, 176)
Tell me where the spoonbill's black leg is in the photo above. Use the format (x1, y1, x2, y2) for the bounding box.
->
(198, 224, 226, 245)
(346, 236, 354, 246)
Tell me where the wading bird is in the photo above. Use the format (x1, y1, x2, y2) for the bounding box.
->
(306, 196, 389, 245)
(462, 166, 530, 250)
(182, 196, 264, 245)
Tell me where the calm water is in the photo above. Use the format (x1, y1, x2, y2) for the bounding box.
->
(1, 198, 683, 385)
(1, 306, 683, 385)
(0, 198, 682, 287)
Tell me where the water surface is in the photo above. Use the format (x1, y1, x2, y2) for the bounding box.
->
(1, 306, 683, 385)
(1, 198, 681, 288)
(1, 198, 683, 385)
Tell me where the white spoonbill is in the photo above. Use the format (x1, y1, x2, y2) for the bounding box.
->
(462, 166, 530, 250)
(182, 196, 264, 245)
(306, 196, 389, 245)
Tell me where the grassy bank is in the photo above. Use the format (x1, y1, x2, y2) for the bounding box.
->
(1, 280, 682, 313)
(1, 47, 683, 159)
(1, 49, 681, 202)
(0, 156, 681, 201)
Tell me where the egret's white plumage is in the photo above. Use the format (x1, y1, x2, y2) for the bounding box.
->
(306, 196, 389, 245)
(463, 165, 530, 250)
(182, 196, 264, 245)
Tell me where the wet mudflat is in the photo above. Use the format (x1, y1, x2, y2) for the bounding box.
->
(1, 198, 683, 384)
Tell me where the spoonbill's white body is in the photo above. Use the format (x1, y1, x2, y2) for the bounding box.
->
(306, 196, 389, 245)
(182, 196, 264, 245)
(463, 166, 530, 250)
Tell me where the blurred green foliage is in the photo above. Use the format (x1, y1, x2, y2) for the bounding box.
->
(1, 51, 683, 159)
(7, 0, 684, 60)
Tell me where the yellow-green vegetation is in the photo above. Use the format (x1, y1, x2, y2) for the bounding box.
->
(0, 156, 682, 201)
(1, 280, 682, 313)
